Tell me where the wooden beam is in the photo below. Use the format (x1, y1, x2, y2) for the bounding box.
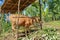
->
(2, 0, 8, 9)
(2, 0, 16, 9)
(20, 0, 29, 9)
(2, 10, 16, 13)
(11, 3, 18, 10)
(20, 0, 35, 10)
(1, 0, 36, 13)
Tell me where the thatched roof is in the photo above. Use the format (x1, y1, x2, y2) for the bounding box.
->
(1, 0, 36, 13)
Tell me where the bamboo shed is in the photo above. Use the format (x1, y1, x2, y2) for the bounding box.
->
(1, 0, 36, 13)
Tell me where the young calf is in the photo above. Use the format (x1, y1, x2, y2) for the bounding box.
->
(7, 14, 41, 36)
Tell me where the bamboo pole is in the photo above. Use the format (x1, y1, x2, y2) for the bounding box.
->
(0, 6, 1, 36)
(15, 0, 20, 40)
(0, 6, 4, 40)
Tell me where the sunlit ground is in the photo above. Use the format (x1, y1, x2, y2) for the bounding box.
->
(43, 20, 60, 29)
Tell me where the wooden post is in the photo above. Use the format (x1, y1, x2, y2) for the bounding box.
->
(0, 6, 1, 36)
(0, 6, 4, 40)
(15, 0, 20, 40)
(39, 0, 42, 29)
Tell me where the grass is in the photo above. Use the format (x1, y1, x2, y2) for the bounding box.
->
(44, 21, 60, 28)
(0, 20, 60, 40)
(18, 27, 60, 40)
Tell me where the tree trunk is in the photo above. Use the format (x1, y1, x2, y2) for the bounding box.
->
(39, 0, 42, 29)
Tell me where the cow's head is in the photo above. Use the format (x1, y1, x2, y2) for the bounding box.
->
(32, 17, 40, 24)
(34, 17, 40, 23)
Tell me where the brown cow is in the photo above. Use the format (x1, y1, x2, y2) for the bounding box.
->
(8, 14, 40, 36)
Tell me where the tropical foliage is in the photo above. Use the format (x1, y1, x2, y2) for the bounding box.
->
(22, 0, 60, 22)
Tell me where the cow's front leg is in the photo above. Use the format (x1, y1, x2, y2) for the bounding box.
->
(28, 27, 30, 34)
(25, 24, 28, 37)
(25, 26, 28, 37)
(26, 25, 30, 35)
(25, 25, 30, 37)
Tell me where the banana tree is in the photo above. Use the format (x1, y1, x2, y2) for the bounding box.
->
(48, 0, 59, 21)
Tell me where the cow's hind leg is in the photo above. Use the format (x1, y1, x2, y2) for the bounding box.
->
(27, 27, 30, 35)
(25, 27, 28, 37)
(25, 27, 30, 37)
(25, 25, 30, 37)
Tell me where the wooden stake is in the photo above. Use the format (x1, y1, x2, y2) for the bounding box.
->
(15, 0, 20, 40)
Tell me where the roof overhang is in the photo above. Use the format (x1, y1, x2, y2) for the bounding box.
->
(1, 0, 36, 13)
